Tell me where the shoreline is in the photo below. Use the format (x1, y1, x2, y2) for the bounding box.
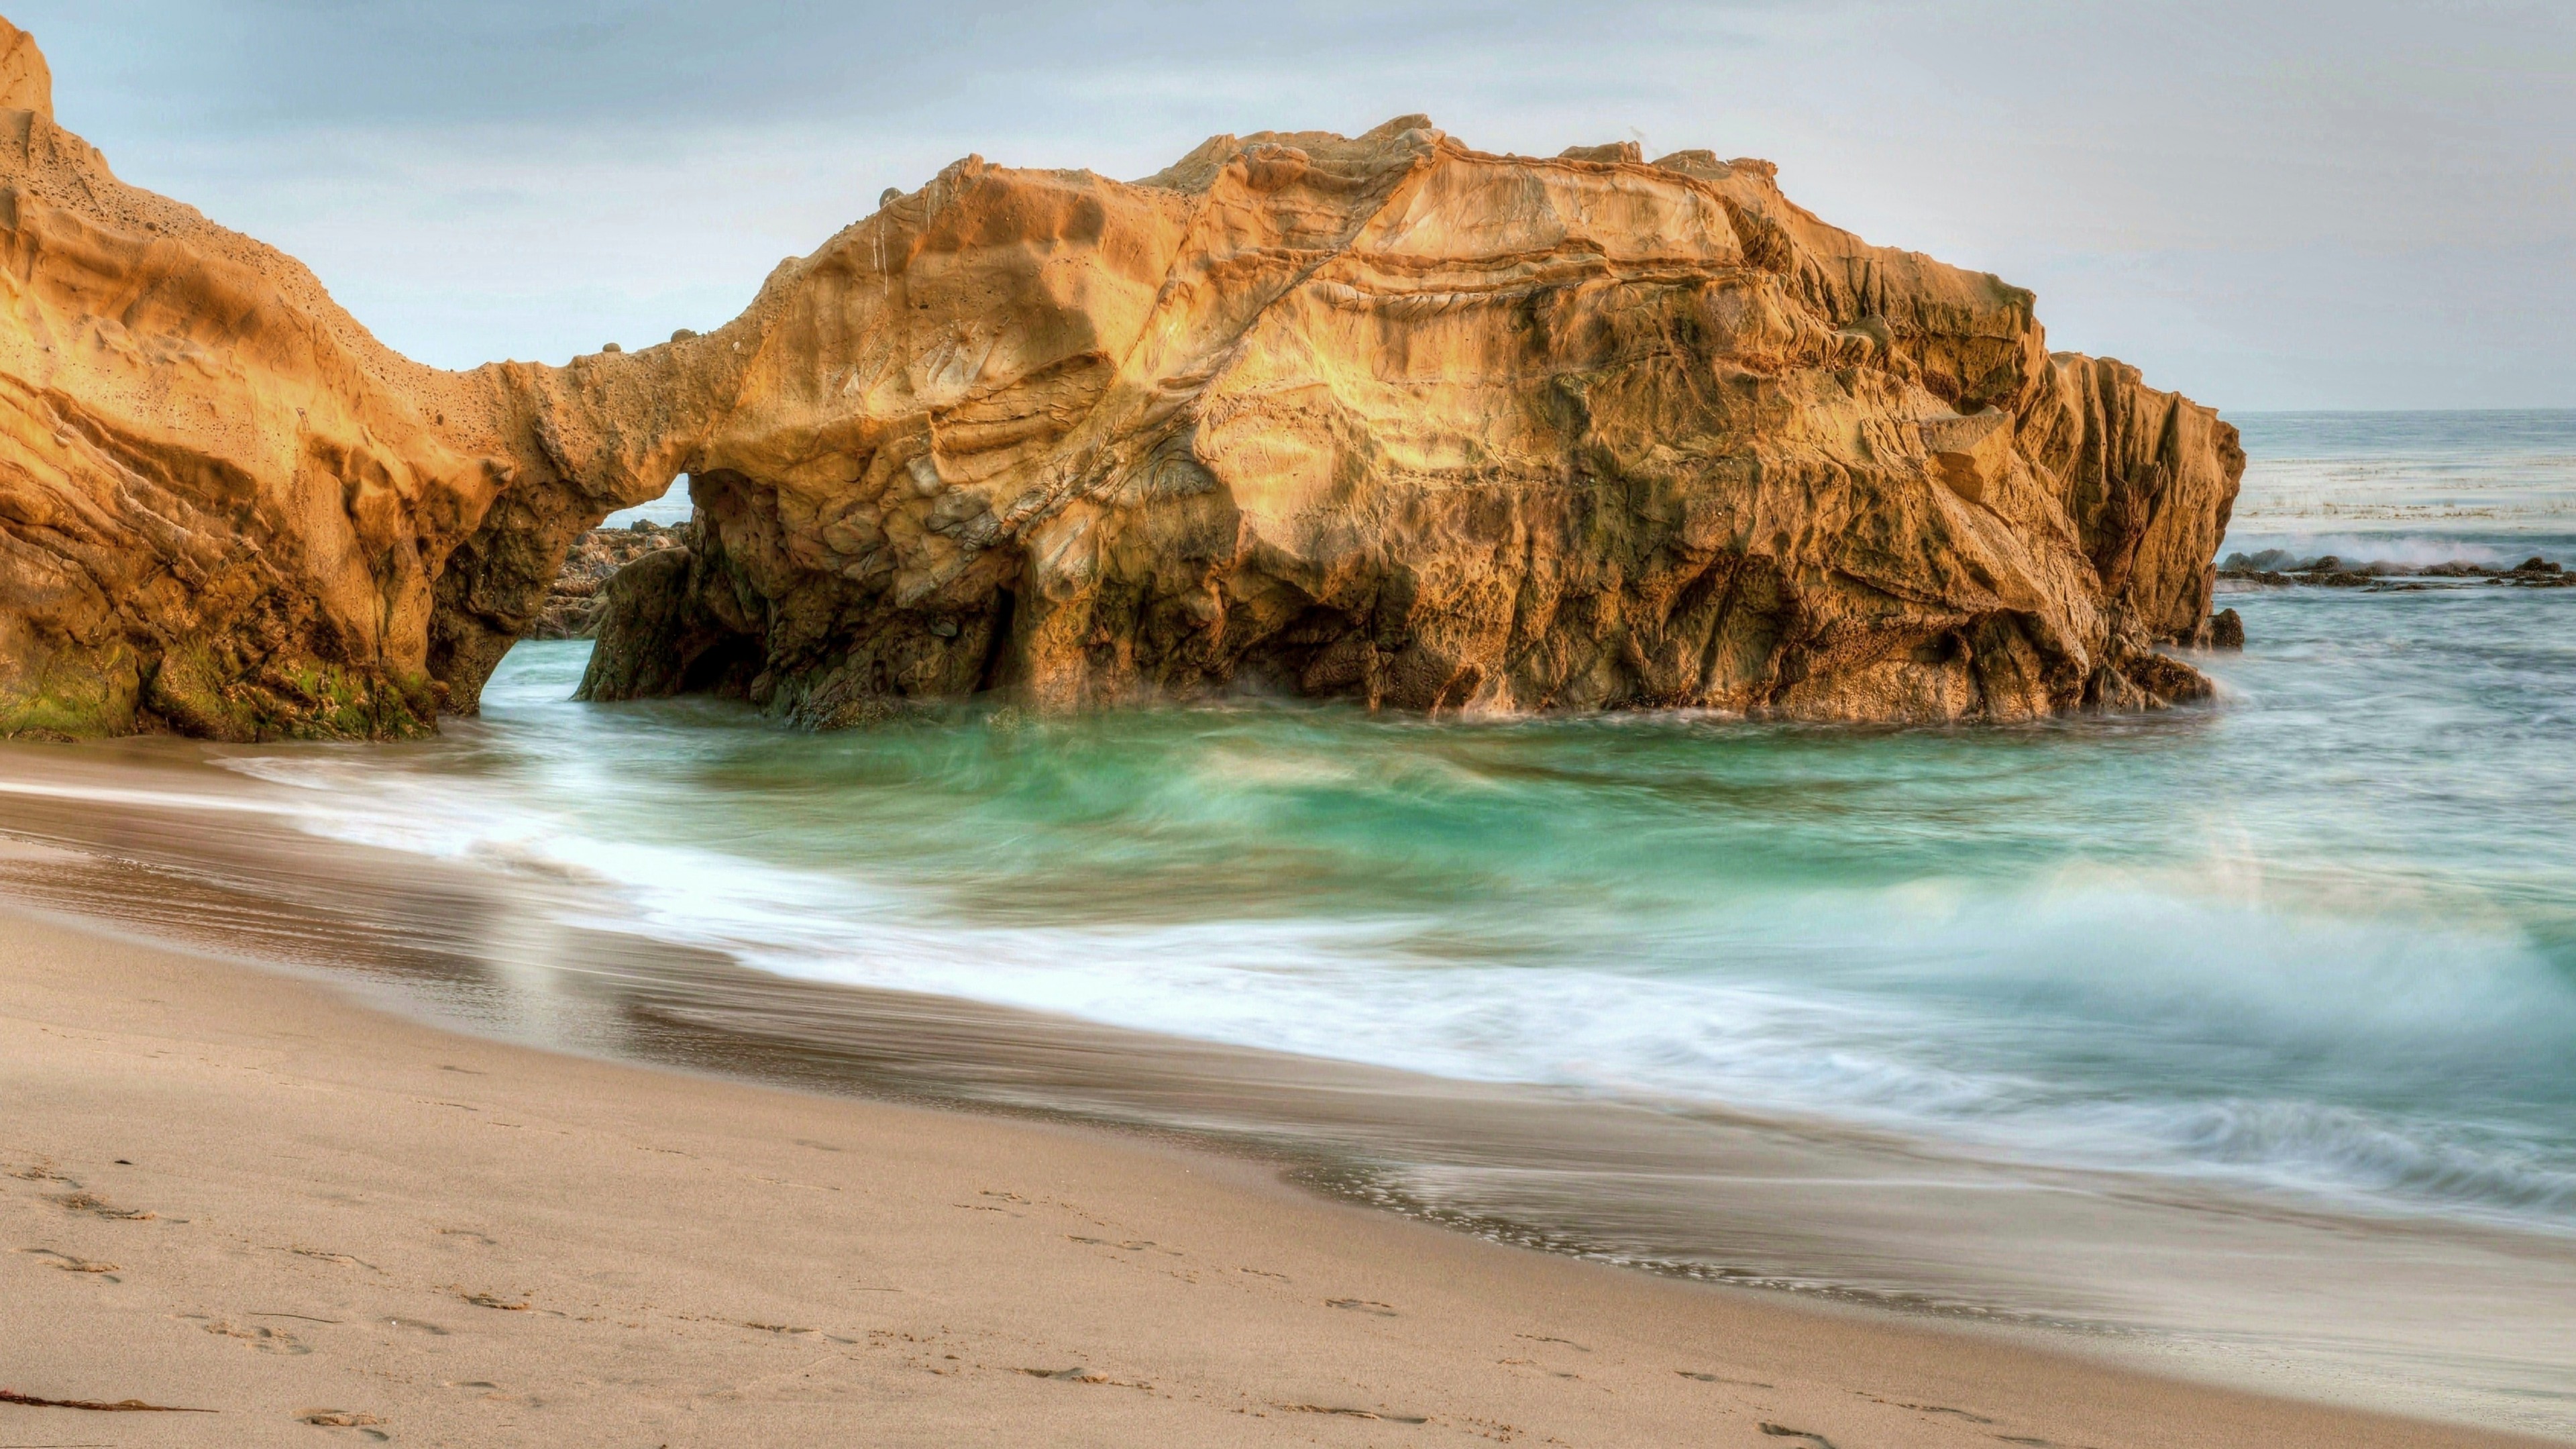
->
(1, 898, 2562, 1447)
(4, 728, 2576, 1441)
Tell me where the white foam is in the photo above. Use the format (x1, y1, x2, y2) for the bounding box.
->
(220, 739, 2576, 1232)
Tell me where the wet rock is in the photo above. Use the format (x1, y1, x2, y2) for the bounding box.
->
(2206, 608, 2244, 649)
(2105, 650, 2215, 708)
(575, 545, 759, 701)
(2219, 551, 2569, 592)
(2501, 557, 2573, 588)
(527, 523, 686, 640)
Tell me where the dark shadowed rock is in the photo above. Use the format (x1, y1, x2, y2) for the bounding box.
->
(527, 523, 685, 640)
(2207, 608, 2244, 649)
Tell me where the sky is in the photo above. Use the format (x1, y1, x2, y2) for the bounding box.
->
(13, 1, 2575, 411)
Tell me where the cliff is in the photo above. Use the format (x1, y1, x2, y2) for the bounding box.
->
(0, 18, 649, 739)
(0, 20, 2240, 740)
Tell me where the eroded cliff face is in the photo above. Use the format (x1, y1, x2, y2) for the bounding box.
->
(0, 19, 680, 739)
(0, 17, 2239, 741)
(572, 128, 2243, 724)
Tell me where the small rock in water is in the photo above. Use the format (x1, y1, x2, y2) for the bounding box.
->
(2208, 608, 2245, 649)
(527, 521, 686, 640)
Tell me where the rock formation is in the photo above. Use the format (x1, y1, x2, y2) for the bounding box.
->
(0, 17, 651, 739)
(570, 129, 2243, 724)
(2218, 549, 2569, 590)
(0, 17, 2241, 740)
(527, 522, 684, 641)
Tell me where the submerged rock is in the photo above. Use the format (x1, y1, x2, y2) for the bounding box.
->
(2206, 608, 2245, 650)
(0, 19, 2241, 738)
(2217, 551, 2569, 592)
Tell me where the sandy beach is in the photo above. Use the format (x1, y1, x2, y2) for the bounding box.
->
(4, 2, 2574, 1445)
(1, 901, 2552, 1449)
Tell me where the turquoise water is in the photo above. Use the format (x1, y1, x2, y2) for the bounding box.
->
(205, 411, 2576, 1236)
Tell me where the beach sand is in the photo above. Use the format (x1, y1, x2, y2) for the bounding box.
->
(1, 903, 2553, 1448)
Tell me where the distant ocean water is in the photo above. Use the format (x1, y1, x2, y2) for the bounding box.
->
(5, 409, 2573, 1430)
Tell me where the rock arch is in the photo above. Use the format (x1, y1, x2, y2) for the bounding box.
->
(0, 21, 2239, 740)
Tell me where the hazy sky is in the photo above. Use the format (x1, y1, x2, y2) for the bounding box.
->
(15, 1, 2575, 411)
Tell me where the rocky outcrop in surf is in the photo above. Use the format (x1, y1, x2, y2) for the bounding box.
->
(528, 523, 684, 641)
(566, 131, 2243, 724)
(2219, 550, 2570, 590)
(0, 17, 2241, 739)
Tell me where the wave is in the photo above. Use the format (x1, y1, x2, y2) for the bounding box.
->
(210, 738, 2576, 1234)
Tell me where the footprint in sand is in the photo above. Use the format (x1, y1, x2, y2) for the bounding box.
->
(16, 1246, 120, 1280)
(201, 1318, 314, 1354)
(1878, 1398, 1996, 1425)
(1277, 1403, 1431, 1424)
(1067, 1235, 1173, 1254)
(296, 1407, 389, 1440)
(52, 1189, 157, 1220)
(1017, 1366, 1152, 1389)
(1326, 1297, 1399, 1317)
(284, 1246, 382, 1272)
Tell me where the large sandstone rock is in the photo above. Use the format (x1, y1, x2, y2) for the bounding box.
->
(0, 17, 2239, 740)
(0, 19, 689, 739)
(574, 127, 2242, 724)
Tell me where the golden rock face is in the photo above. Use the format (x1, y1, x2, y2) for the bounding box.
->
(575, 124, 2243, 724)
(0, 22, 2239, 740)
(0, 17, 527, 739)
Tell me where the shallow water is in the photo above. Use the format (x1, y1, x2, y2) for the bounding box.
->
(4, 409, 2574, 1434)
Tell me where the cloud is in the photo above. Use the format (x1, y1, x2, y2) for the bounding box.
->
(11, 0, 2573, 406)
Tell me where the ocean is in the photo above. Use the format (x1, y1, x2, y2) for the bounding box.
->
(4, 410, 2572, 1434)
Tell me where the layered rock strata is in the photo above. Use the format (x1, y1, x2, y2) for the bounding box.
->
(0, 16, 2241, 739)
(573, 129, 2243, 724)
